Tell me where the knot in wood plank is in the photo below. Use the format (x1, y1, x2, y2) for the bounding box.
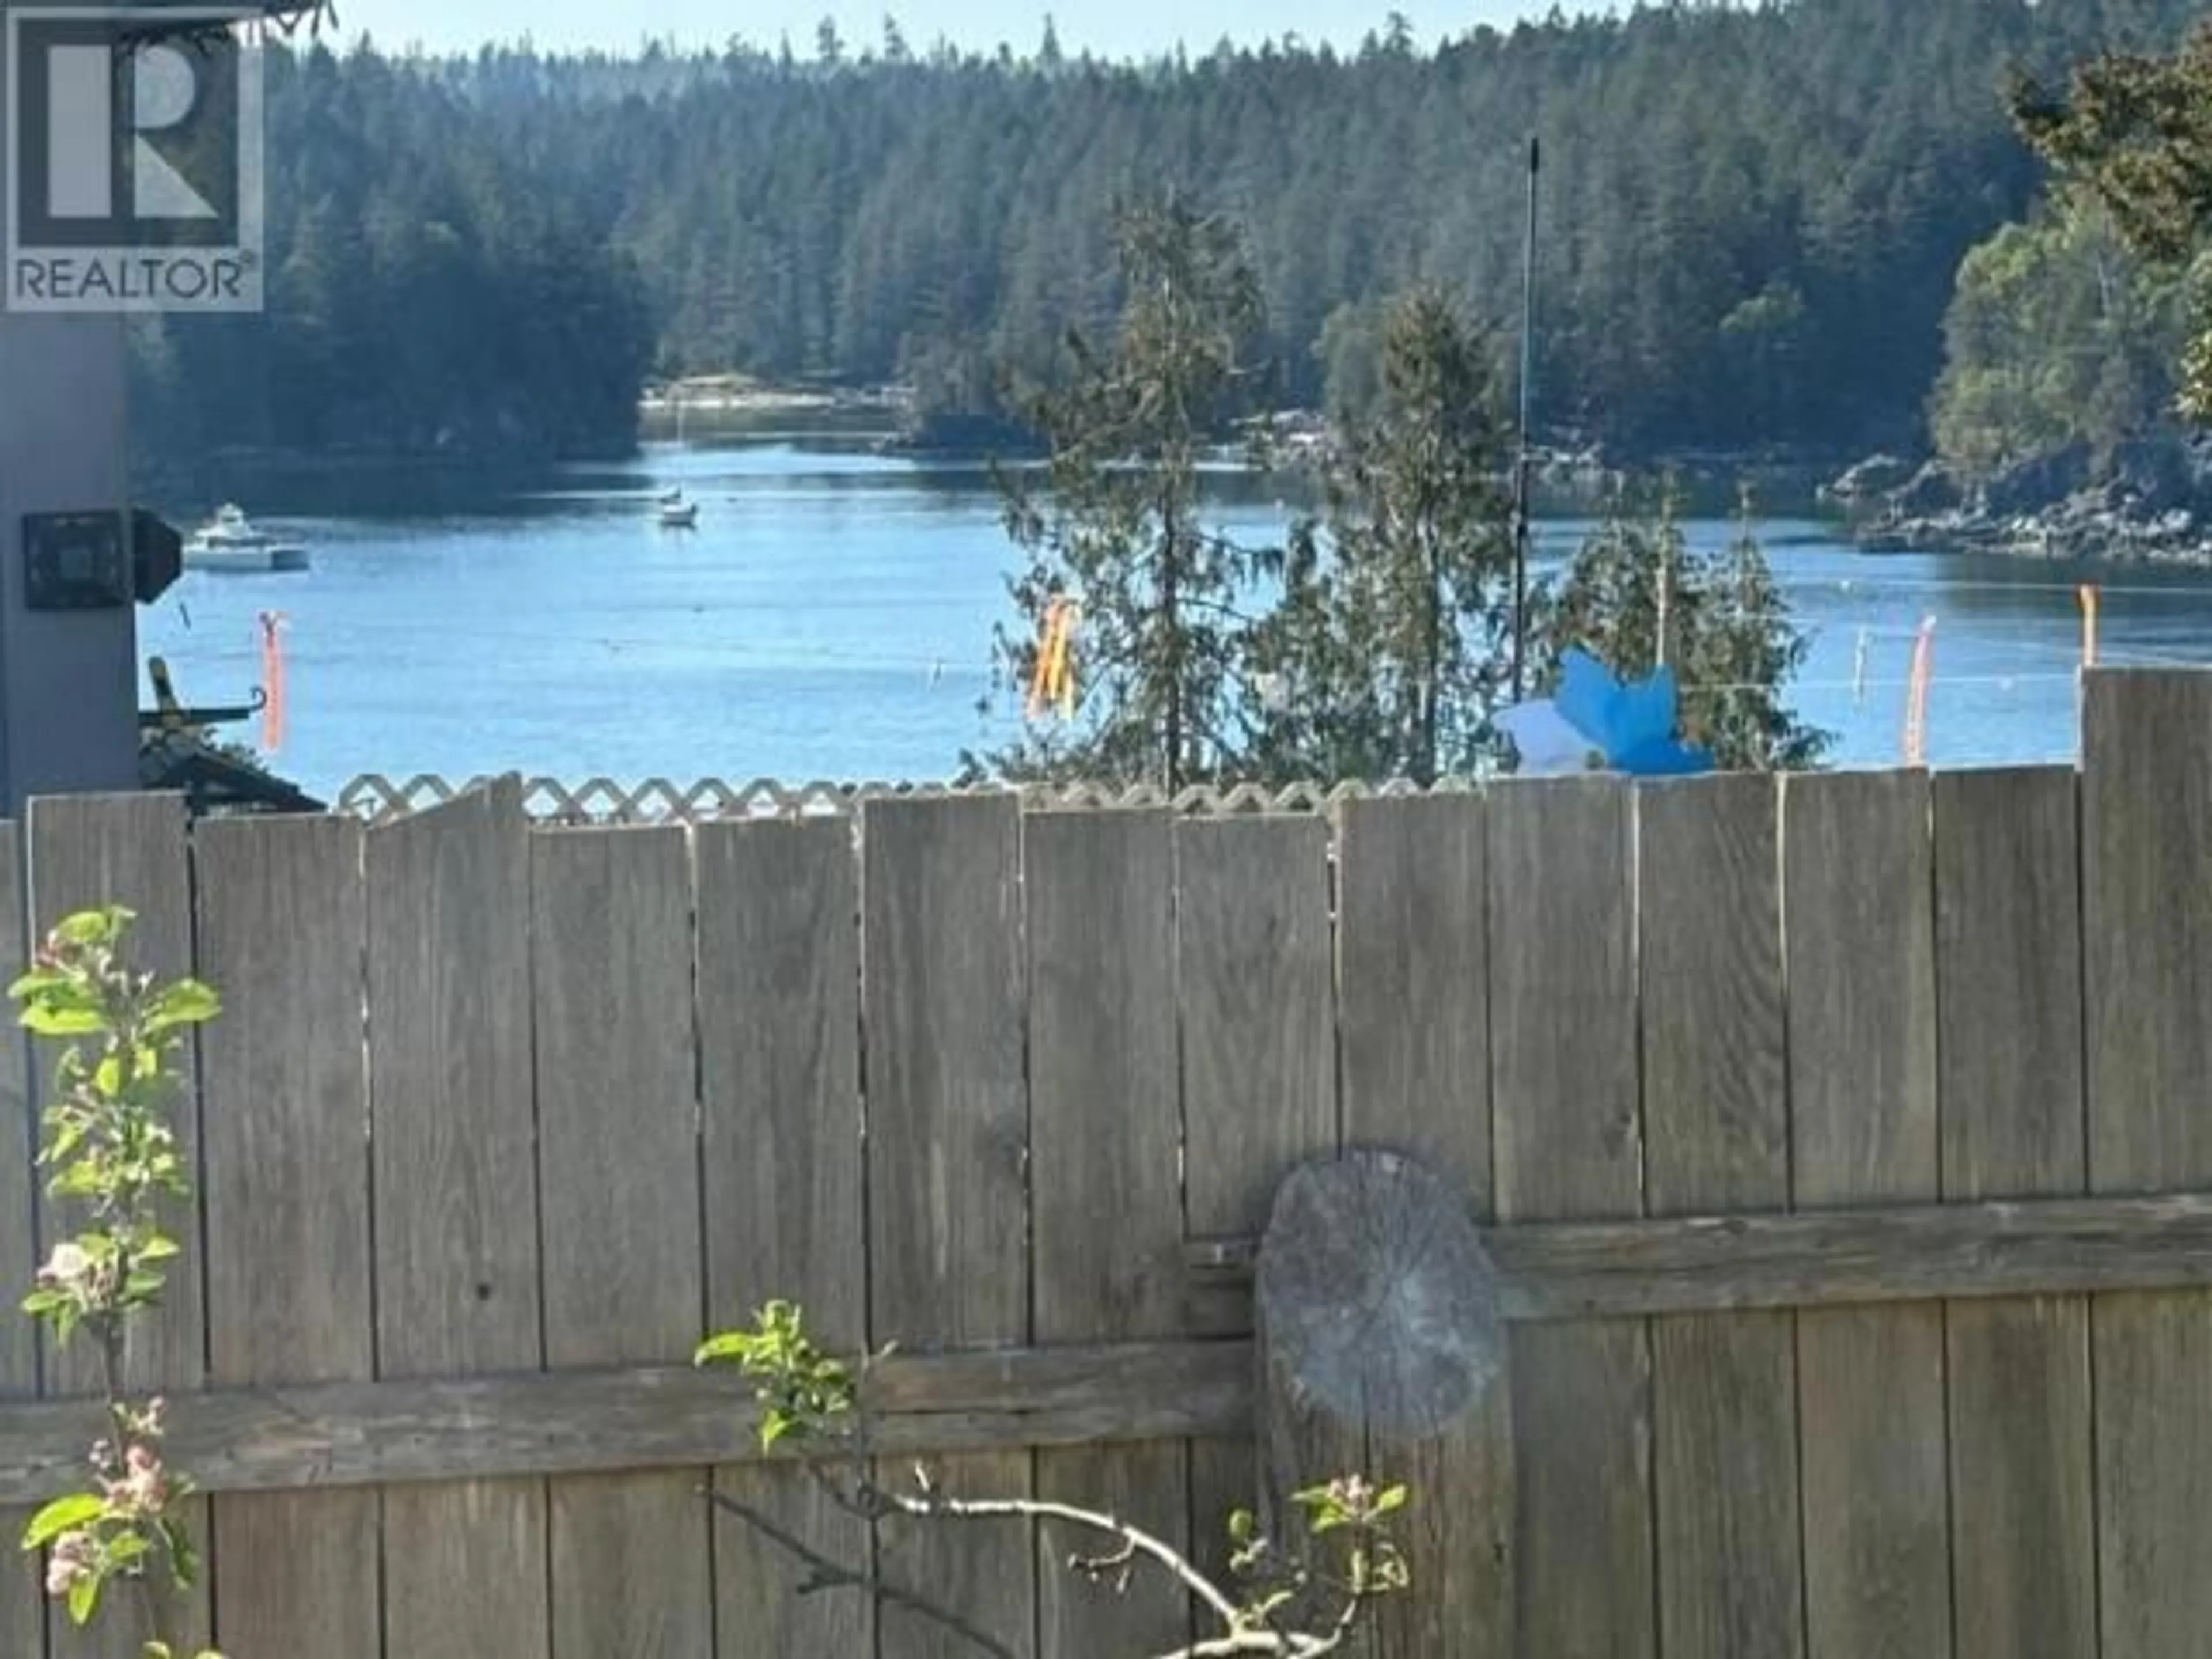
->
(1256, 1149, 1501, 1440)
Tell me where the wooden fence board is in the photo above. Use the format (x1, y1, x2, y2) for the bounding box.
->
(0, 1339, 1248, 1503)
(1488, 777, 1650, 1659)
(1936, 768, 2088, 1200)
(1026, 809, 1188, 1658)
(2083, 669, 2212, 1659)
(367, 780, 548, 1659)
(1639, 775, 1802, 1659)
(1335, 793, 1509, 1659)
(532, 826, 712, 1659)
(1785, 770, 1949, 1659)
(1639, 777, 1790, 1218)
(1177, 815, 1339, 1284)
(1199, 1189, 2212, 1315)
(0, 821, 44, 1659)
(1176, 816, 1338, 1610)
(697, 818, 872, 1659)
(26, 795, 199, 1394)
(196, 817, 379, 1659)
(1335, 794, 1491, 1217)
(863, 797, 1032, 1659)
(28, 794, 210, 1659)
(1934, 767, 2095, 1659)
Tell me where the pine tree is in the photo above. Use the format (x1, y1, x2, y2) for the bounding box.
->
(1247, 287, 1517, 785)
(969, 190, 1274, 791)
(1539, 486, 1830, 772)
(1699, 504, 1831, 772)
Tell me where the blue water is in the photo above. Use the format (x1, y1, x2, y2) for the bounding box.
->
(137, 438, 2212, 801)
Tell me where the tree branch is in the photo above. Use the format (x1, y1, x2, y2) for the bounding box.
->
(699, 1484, 1018, 1659)
(1177, 590, 1269, 626)
(706, 1449, 1383, 1657)
(879, 1487, 1245, 1628)
(699, 1320, 1399, 1659)
(1149, 1616, 1365, 1657)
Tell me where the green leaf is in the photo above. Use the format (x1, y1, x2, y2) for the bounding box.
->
(144, 981, 221, 1035)
(1376, 1545, 1410, 1590)
(51, 1162, 108, 1198)
(93, 1054, 124, 1098)
(23, 1490, 104, 1550)
(1226, 1508, 1255, 1545)
(67, 1569, 100, 1626)
(7, 968, 73, 1001)
(137, 1234, 180, 1263)
(1372, 1483, 1408, 1516)
(164, 1521, 199, 1587)
(105, 1532, 150, 1570)
(55, 905, 131, 946)
(694, 1331, 755, 1367)
(22, 1006, 107, 1037)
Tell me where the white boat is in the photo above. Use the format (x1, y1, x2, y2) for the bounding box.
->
(184, 505, 310, 573)
(657, 491, 699, 529)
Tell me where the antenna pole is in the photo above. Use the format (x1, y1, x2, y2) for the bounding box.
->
(1510, 133, 1540, 702)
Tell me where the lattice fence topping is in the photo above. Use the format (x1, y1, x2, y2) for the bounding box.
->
(335, 771, 1483, 824)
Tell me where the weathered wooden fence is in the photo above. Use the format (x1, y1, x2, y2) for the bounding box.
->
(1, 668, 2211, 1657)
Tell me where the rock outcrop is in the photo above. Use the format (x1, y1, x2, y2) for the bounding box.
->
(1835, 431, 2212, 565)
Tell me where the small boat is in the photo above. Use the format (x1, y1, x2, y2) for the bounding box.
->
(184, 504, 310, 573)
(657, 491, 699, 529)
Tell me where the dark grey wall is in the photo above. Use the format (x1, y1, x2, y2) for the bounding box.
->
(0, 315, 143, 815)
(0, 7, 142, 814)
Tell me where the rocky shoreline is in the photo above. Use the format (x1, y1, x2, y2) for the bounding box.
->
(1827, 434, 2212, 566)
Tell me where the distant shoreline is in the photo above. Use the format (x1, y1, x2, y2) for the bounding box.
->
(640, 378, 1854, 517)
(641, 378, 910, 420)
(144, 389, 1854, 528)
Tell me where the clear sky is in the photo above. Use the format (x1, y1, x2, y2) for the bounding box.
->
(339, 0, 1560, 64)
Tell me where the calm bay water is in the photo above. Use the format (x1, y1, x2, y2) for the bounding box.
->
(138, 438, 2212, 801)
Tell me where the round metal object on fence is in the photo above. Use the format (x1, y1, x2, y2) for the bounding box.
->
(1255, 1148, 1502, 1440)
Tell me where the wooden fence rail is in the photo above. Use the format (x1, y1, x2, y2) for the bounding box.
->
(1, 667, 2210, 1657)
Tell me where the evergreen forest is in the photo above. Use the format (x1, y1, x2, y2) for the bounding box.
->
(134, 0, 2211, 472)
